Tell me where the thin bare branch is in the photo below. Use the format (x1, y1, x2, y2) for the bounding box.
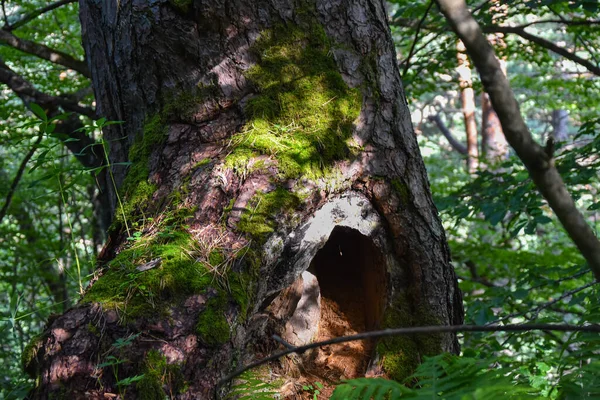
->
(218, 323, 600, 387)
(512, 18, 600, 29)
(436, 0, 600, 281)
(1, 1, 8, 27)
(490, 281, 598, 324)
(0, 30, 89, 77)
(403, 0, 434, 78)
(428, 114, 468, 155)
(390, 16, 600, 78)
(0, 132, 43, 224)
(3, 0, 77, 32)
(483, 25, 600, 77)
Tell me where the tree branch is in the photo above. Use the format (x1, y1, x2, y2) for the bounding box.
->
(2, 0, 77, 32)
(482, 25, 600, 77)
(218, 323, 600, 387)
(0, 57, 112, 231)
(436, 0, 600, 281)
(428, 114, 468, 155)
(403, 0, 434, 78)
(490, 281, 598, 324)
(1, 1, 8, 27)
(512, 18, 600, 29)
(0, 132, 43, 225)
(0, 58, 95, 118)
(390, 17, 600, 78)
(0, 30, 90, 77)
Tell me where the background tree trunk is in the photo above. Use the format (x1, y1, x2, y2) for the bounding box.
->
(25, 1, 463, 398)
(456, 40, 478, 173)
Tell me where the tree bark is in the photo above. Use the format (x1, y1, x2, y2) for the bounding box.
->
(456, 40, 478, 172)
(25, 1, 463, 398)
(551, 109, 569, 142)
(480, 3, 509, 163)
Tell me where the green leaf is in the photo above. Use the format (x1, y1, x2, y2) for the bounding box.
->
(29, 103, 47, 121)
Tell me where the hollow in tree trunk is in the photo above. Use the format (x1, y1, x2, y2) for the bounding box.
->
(24, 1, 463, 398)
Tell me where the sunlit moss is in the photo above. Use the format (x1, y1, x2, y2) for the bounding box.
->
(237, 187, 301, 242)
(226, 25, 361, 179)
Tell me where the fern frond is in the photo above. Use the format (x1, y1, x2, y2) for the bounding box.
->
(331, 377, 416, 399)
(225, 369, 278, 400)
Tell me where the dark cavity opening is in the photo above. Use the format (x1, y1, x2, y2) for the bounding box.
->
(307, 225, 387, 380)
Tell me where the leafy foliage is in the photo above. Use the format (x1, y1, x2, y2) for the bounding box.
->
(331, 378, 414, 399)
(225, 370, 279, 400)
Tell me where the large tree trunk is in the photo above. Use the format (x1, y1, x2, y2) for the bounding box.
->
(24, 1, 463, 398)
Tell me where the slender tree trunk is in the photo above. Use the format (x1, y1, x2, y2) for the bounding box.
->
(456, 40, 478, 173)
(481, 90, 509, 161)
(25, 1, 463, 398)
(551, 109, 569, 142)
(480, 3, 509, 163)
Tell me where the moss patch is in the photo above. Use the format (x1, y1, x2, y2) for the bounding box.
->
(83, 231, 212, 318)
(377, 291, 443, 382)
(21, 334, 43, 377)
(226, 24, 361, 179)
(196, 294, 231, 346)
(237, 187, 301, 242)
(167, 0, 192, 13)
(110, 114, 166, 235)
(137, 349, 186, 398)
(391, 178, 410, 205)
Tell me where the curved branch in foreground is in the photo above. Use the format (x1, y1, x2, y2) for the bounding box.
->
(2, 0, 77, 32)
(436, 0, 600, 281)
(0, 30, 90, 77)
(219, 323, 600, 386)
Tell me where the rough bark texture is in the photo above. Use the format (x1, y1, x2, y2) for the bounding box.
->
(25, 1, 463, 398)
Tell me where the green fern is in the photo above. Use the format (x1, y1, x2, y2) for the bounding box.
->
(331, 354, 548, 399)
(226, 369, 278, 400)
(331, 377, 416, 399)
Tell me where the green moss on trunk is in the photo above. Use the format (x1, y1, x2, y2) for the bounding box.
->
(226, 24, 361, 179)
(377, 292, 443, 382)
(237, 187, 301, 242)
(136, 349, 186, 398)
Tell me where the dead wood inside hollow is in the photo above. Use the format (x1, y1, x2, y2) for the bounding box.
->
(278, 225, 387, 382)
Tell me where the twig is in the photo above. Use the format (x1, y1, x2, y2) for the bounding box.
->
(530, 268, 591, 290)
(2, 0, 77, 32)
(402, 0, 434, 78)
(0, 131, 44, 224)
(482, 25, 600, 77)
(217, 323, 600, 388)
(489, 281, 598, 324)
(1, 0, 8, 27)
